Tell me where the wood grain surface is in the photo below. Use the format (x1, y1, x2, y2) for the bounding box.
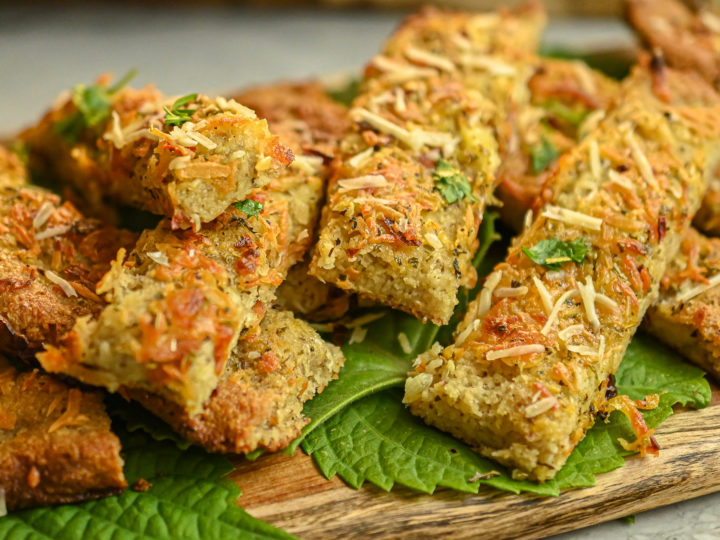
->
(231, 387, 720, 539)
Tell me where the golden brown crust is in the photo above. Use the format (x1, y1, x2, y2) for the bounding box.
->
(627, 0, 720, 89)
(126, 308, 345, 454)
(0, 146, 26, 190)
(0, 178, 136, 358)
(645, 227, 720, 380)
(0, 359, 126, 511)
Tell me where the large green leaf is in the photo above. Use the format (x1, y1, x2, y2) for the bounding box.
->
(0, 428, 295, 540)
(301, 333, 711, 495)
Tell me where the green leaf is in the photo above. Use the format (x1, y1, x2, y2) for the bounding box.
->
(435, 211, 502, 345)
(530, 135, 559, 174)
(302, 389, 557, 496)
(433, 159, 477, 204)
(105, 396, 192, 450)
(542, 99, 589, 127)
(54, 70, 137, 143)
(233, 199, 264, 217)
(327, 78, 360, 106)
(0, 427, 295, 540)
(522, 237, 589, 270)
(301, 332, 711, 496)
(164, 93, 198, 127)
(616, 333, 711, 409)
(287, 311, 432, 453)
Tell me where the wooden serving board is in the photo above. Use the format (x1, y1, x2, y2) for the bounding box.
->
(231, 386, 720, 539)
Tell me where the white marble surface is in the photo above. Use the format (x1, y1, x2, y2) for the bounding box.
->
(1, 3, 718, 538)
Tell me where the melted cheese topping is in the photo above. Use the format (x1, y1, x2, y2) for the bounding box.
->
(486, 344, 546, 361)
(541, 205, 602, 231)
(337, 175, 389, 193)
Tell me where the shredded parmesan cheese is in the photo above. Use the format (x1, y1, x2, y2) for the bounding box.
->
(674, 272, 720, 304)
(541, 289, 577, 335)
(424, 232, 444, 250)
(371, 55, 436, 82)
(577, 277, 601, 330)
(35, 224, 72, 241)
(292, 155, 324, 174)
(346, 312, 385, 329)
(347, 147, 375, 169)
(477, 270, 503, 318)
(32, 201, 55, 230)
(349, 326, 368, 345)
(589, 140, 601, 180)
(455, 319, 480, 346)
(397, 332, 413, 354)
(169, 155, 192, 170)
(45, 270, 77, 297)
(525, 396, 558, 418)
(459, 55, 516, 76)
(558, 323, 584, 342)
(624, 130, 658, 190)
(532, 276, 553, 315)
(700, 10, 720, 33)
(147, 251, 170, 267)
(541, 205, 602, 231)
(247, 350, 261, 360)
(405, 46, 456, 73)
(185, 130, 217, 150)
(337, 174, 389, 193)
(607, 169, 635, 190)
(104, 110, 125, 149)
(486, 344, 545, 361)
(494, 286, 528, 298)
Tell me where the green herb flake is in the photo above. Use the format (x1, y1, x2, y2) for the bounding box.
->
(233, 199, 264, 217)
(164, 93, 198, 127)
(53, 69, 137, 144)
(530, 135, 560, 174)
(523, 237, 590, 270)
(542, 99, 589, 127)
(433, 159, 477, 204)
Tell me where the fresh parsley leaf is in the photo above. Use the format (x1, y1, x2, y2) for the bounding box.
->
(53, 69, 137, 144)
(530, 135, 559, 174)
(542, 99, 589, 128)
(164, 93, 198, 127)
(0, 427, 295, 540)
(433, 159, 477, 204)
(522, 237, 589, 270)
(233, 199, 264, 217)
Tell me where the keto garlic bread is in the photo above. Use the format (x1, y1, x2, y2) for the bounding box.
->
(21, 78, 293, 229)
(0, 358, 126, 511)
(404, 57, 720, 481)
(645, 227, 720, 380)
(125, 308, 344, 454)
(310, 4, 546, 325)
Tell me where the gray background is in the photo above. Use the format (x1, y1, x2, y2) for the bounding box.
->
(1, 3, 719, 538)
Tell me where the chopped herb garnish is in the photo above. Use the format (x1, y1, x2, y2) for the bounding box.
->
(530, 135, 560, 174)
(522, 237, 590, 270)
(542, 99, 589, 127)
(164, 93, 198, 127)
(233, 199, 264, 217)
(54, 68, 138, 143)
(433, 158, 477, 204)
